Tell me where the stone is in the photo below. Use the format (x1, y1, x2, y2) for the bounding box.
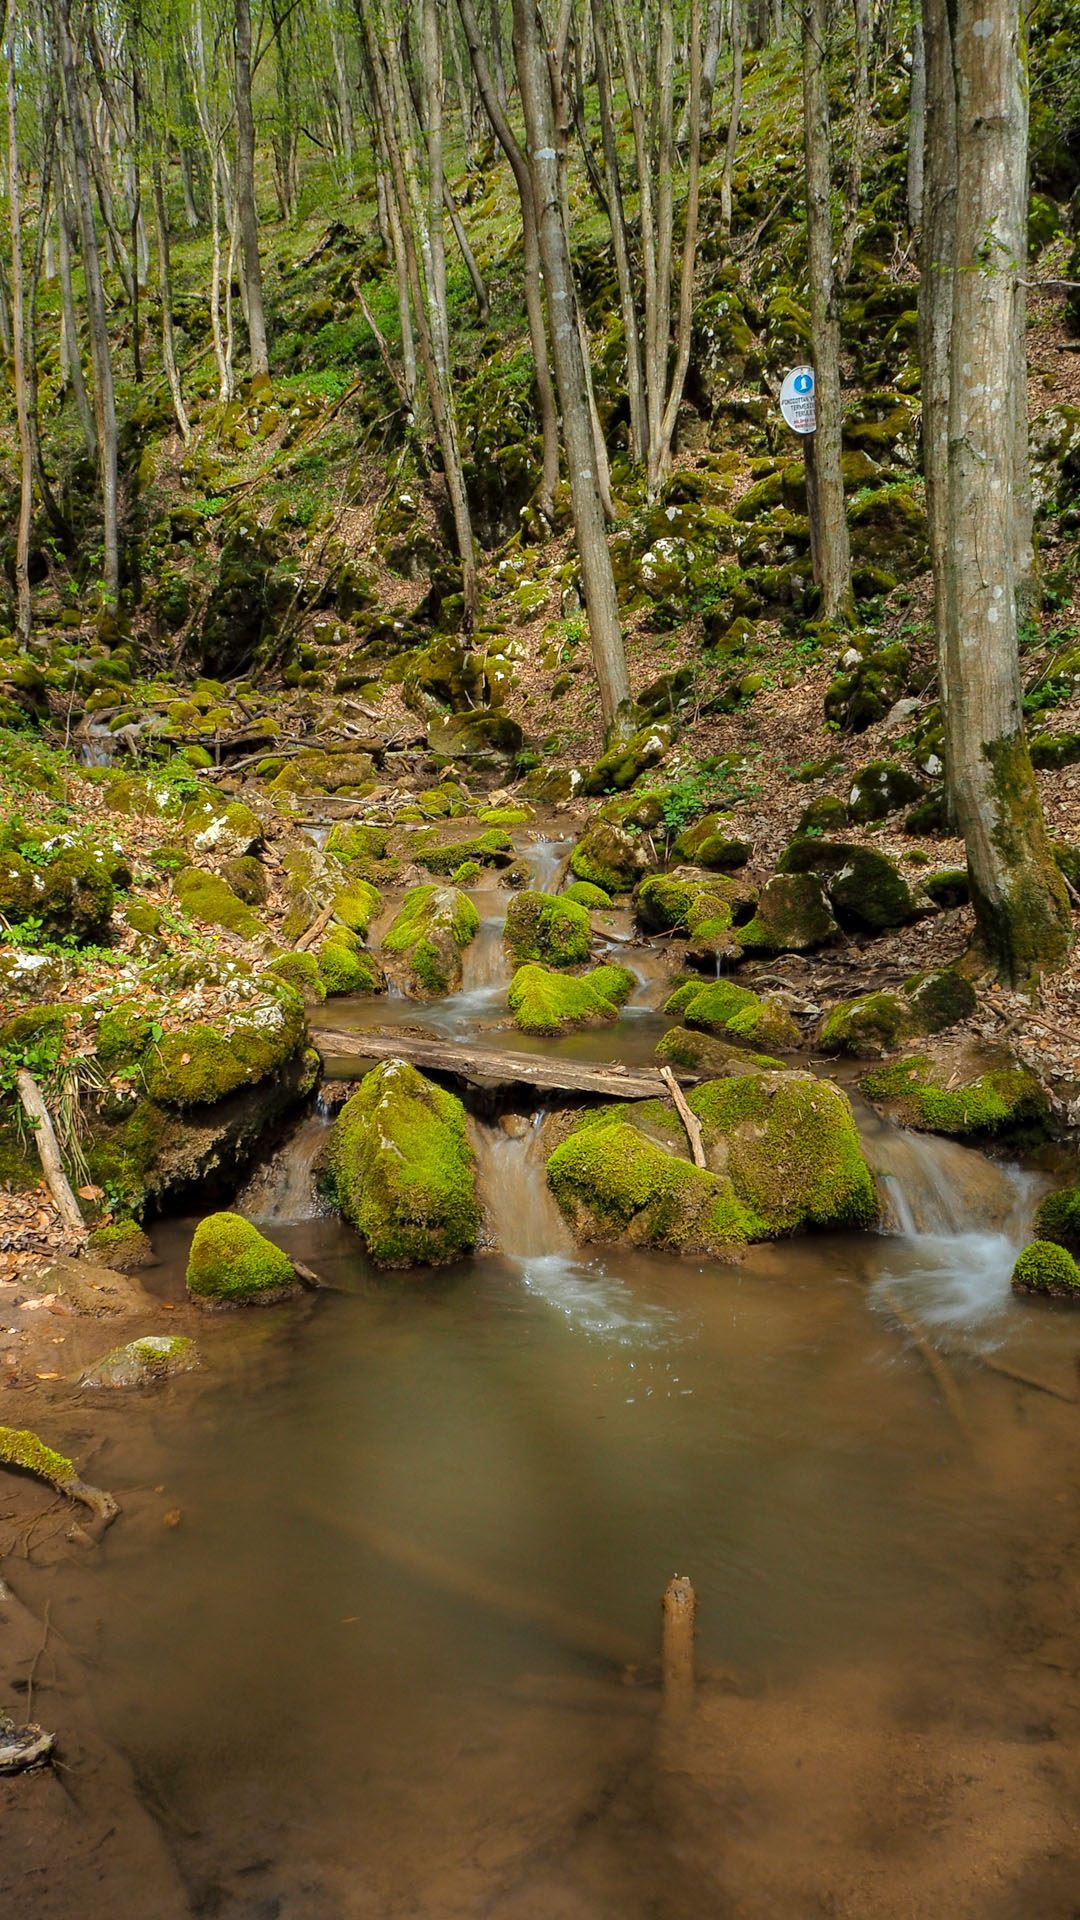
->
(504, 890, 593, 968)
(735, 873, 838, 953)
(80, 1334, 199, 1389)
(326, 1060, 478, 1267)
(381, 884, 479, 996)
(187, 1211, 299, 1307)
(507, 962, 634, 1036)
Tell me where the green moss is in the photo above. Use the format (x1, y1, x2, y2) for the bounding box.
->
(507, 961, 634, 1035)
(326, 1059, 478, 1266)
(145, 990, 305, 1107)
(182, 795, 263, 855)
(86, 1217, 154, 1267)
(861, 1053, 1048, 1136)
(903, 968, 977, 1033)
(779, 840, 916, 932)
(265, 950, 327, 1004)
(477, 806, 532, 824)
(452, 860, 482, 885)
(689, 1073, 879, 1234)
(564, 880, 612, 908)
(324, 822, 389, 864)
(1011, 1240, 1080, 1297)
(81, 1334, 199, 1388)
(317, 939, 384, 995)
(174, 867, 266, 940)
(382, 884, 478, 995)
(0, 1424, 75, 1485)
(1033, 1186, 1080, 1253)
(569, 820, 647, 894)
(736, 873, 838, 953)
(977, 730, 1072, 984)
(546, 1120, 755, 1256)
(187, 1210, 297, 1304)
(677, 978, 801, 1051)
(416, 829, 513, 874)
(504, 890, 592, 968)
(332, 878, 381, 935)
(818, 991, 914, 1058)
(655, 1025, 783, 1074)
(0, 1004, 66, 1061)
(96, 1005, 153, 1067)
(635, 873, 741, 937)
(671, 815, 752, 870)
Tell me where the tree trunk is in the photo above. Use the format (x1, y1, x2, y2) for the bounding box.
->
(52, 0, 119, 605)
(918, 0, 954, 731)
(939, 0, 1070, 982)
(511, 0, 632, 740)
(590, 0, 647, 462)
(455, 0, 559, 519)
(646, 1, 675, 496)
(801, 0, 852, 622)
(657, 0, 702, 478)
(234, 0, 270, 381)
(5, 0, 32, 646)
(330, 16, 357, 164)
(151, 154, 191, 442)
(907, 3, 926, 228)
(55, 187, 95, 458)
(836, 0, 870, 283)
(701, 0, 723, 134)
(720, 0, 743, 231)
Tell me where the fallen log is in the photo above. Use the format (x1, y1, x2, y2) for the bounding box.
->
(311, 1027, 690, 1099)
(15, 1071, 86, 1236)
(0, 1425, 119, 1534)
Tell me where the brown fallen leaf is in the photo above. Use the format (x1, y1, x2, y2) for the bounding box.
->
(163, 1508, 182, 1528)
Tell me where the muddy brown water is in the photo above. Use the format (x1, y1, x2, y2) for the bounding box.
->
(12, 838, 1080, 1915)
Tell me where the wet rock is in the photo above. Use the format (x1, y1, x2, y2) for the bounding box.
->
(1011, 1241, 1080, 1299)
(416, 828, 514, 875)
(23, 1256, 154, 1318)
(80, 1334, 199, 1389)
(317, 929, 385, 996)
(86, 1219, 156, 1269)
(504, 890, 592, 968)
(735, 873, 838, 953)
(816, 990, 918, 1059)
(507, 962, 634, 1036)
(381, 884, 479, 997)
(326, 1060, 478, 1267)
(655, 1026, 783, 1077)
(187, 1212, 300, 1307)
(265, 950, 327, 1005)
(570, 819, 651, 895)
(665, 977, 801, 1053)
(1034, 1185, 1080, 1253)
(546, 1119, 752, 1259)
(691, 1071, 879, 1235)
(861, 1044, 1048, 1138)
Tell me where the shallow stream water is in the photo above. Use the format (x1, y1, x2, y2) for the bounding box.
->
(32, 834, 1080, 1916)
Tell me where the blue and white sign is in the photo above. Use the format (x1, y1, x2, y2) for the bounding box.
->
(780, 365, 816, 434)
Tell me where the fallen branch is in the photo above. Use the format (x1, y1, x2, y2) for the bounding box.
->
(659, 1066, 707, 1169)
(15, 1071, 86, 1236)
(295, 902, 336, 952)
(660, 1574, 697, 1730)
(0, 1426, 119, 1534)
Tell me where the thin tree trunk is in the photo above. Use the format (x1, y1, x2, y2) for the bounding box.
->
(331, 17, 357, 163)
(701, 0, 723, 133)
(907, 4, 925, 228)
(5, 0, 32, 646)
(151, 154, 191, 441)
(611, 0, 657, 469)
(939, 0, 1069, 981)
(15, 1071, 86, 1236)
(377, 144, 418, 402)
(657, 0, 702, 476)
(234, 0, 270, 380)
(488, 0, 507, 108)
(646, 1, 675, 496)
(52, 0, 120, 605)
(801, 0, 852, 622)
(919, 0, 955, 813)
(591, 0, 647, 461)
(455, 0, 559, 519)
(56, 187, 95, 457)
(836, 0, 870, 283)
(511, 0, 632, 739)
(720, 0, 742, 231)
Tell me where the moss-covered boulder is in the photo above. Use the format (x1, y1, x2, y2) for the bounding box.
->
(564, 879, 612, 908)
(508, 962, 634, 1035)
(174, 867, 266, 941)
(416, 829, 514, 875)
(580, 722, 675, 795)
(187, 1212, 299, 1306)
(635, 869, 754, 940)
(0, 841, 118, 944)
(1011, 1241, 1080, 1299)
(332, 877, 382, 936)
(221, 853, 269, 905)
(817, 991, 917, 1058)
(570, 819, 651, 894)
(690, 1072, 878, 1235)
(667, 977, 801, 1052)
(924, 869, 969, 909)
(81, 1334, 199, 1389)
(265, 950, 327, 1005)
(779, 839, 917, 932)
(426, 709, 524, 762)
(862, 1050, 1048, 1138)
(86, 1218, 155, 1269)
(903, 968, 977, 1033)
(317, 932, 386, 996)
(824, 641, 910, 731)
(326, 1060, 478, 1267)
(504, 890, 592, 968)
(182, 794, 263, 858)
(1033, 1186, 1080, 1254)
(655, 1025, 783, 1077)
(546, 1121, 754, 1259)
(846, 760, 925, 824)
(145, 984, 306, 1107)
(735, 873, 838, 953)
(672, 814, 752, 870)
(381, 884, 478, 996)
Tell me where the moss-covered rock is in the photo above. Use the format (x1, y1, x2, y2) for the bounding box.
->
(326, 1060, 478, 1267)
(655, 1024, 783, 1076)
(324, 821, 390, 867)
(507, 961, 634, 1035)
(145, 986, 306, 1107)
(670, 977, 801, 1051)
(1011, 1240, 1080, 1298)
(220, 854, 269, 905)
(671, 813, 752, 869)
(735, 873, 838, 953)
(824, 640, 910, 731)
(904, 968, 977, 1033)
(416, 829, 514, 875)
(847, 760, 925, 824)
(817, 991, 916, 1058)
(1033, 1185, 1080, 1254)
(546, 1120, 754, 1258)
(85, 1218, 155, 1269)
(570, 819, 650, 894)
(580, 722, 676, 795)
(332, 877, 381, 936)
(504, 890, 592, 968)
(187, 1211, 299, 1306)
(690, 1072, 878, 1235)
(317, 935, 386, 996)
(862, 1051, 1048, 1137)
(924, 869, 969, 909)
(564, 879, 612, 908)
(0, 842, 117, 945)
(174, 867, 266, 941)
(264, 950, 327, 1004)
(426, 709, 524, 762)
(779, 839, 917, 932)
(381, 884, 478, 996)
(182, 795, 263, 858)
(81, 1334, 199, 1388)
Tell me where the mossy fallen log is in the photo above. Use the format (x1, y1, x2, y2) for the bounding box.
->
(0, 1426, 118, 1531)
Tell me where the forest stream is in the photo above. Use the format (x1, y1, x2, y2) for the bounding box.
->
(8, 835, 1080, 1920)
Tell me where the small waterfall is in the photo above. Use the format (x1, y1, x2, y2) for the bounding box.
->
(75, 721, 116, 767)
(236, 1113, 332, 1223)
(520, 837, 574, 891)
(459, 913, 511, 996)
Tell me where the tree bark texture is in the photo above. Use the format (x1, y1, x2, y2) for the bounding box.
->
(234, 0, 270, 380)
(5, 0, 33, 646)
(939, 0, 1070, 981)
(511, 0, 632, 738)
(907, 4, 926, 228)
(801, 0, 852, 622)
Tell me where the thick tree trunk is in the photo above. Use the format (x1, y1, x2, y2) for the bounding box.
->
(940, 0, 1069, 982)
(907, 5, 926, 228)
(801, 0, 852, 622)
(511, 0, 632, 739)
(918, 0, 954, 727)
(455, 0, 559, 520)
(234, 0, 270, 381)
(52, 0, 119, 605)
(5, 0, 32, 646)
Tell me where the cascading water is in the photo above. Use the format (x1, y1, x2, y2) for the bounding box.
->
(235, 1111, 332, 1223)
(858, 1101, 1043, 1333)
(520, 835, 573, 891)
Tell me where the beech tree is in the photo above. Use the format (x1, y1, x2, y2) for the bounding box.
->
(5, 0, 32, 644)
(801, 0, 853, 622)
(921, 0, 1070, 982)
